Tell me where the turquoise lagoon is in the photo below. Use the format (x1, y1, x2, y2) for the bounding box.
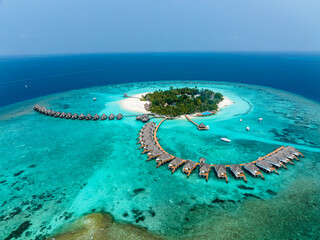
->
(0, 81, 320, 239)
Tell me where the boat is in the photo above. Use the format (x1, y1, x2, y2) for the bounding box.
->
(221, 138, 231, 143)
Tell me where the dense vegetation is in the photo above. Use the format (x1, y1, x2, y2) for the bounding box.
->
(142, 87, 223, 117)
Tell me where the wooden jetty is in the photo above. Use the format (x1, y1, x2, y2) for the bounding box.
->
(184, 115, 209, 130)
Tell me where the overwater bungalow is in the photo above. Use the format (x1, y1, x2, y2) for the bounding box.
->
(93, 114, 100, 120)
(141, 114, 150, 122)
(265, 156, 287, 169)
(256, 160, 278, 174)
(279, 149, 295, 160)
(72, 113, 79, 120)
(275, 152, 293, 165)
(50, 110, 56, 116)
(197, 123, 208, 131)
(109, 113, 115, 120)
(46, 109, 52, 115)
(60, 112, 66, 118)
(116, 113, 123, 120)
(66, 113, 72, 119)
(100, 114, 107, 120)
(285, 146, 302, 157)
(55, 111, 61, 117)
(168, 158, 186, 173)
(147, 149, 163, 160)
(199, 162, 211, 181)
(86, 113, 92, 120)
(156, 154, 174, 167)
(243, 162, 264, 179)
(79, 113, 85, 120)
(33, 104, 40, 111)
(182, 160, 199, 177)
(136, 115, 142, 121)
(229, 165, 247, 182)
(213, 165, 228, 182)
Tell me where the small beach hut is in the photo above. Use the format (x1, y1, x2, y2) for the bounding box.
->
(109, 113, 115, 120)
(100, 114, 107, 120)
(86, 113, 92, 120)
(213, 165, 228, 182)
(72, 113, 78, 120)
(79, 113, 85, 120)
(93, 114, 100, 120)
(116, 113, 123, 120)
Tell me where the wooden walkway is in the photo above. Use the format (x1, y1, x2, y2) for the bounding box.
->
(184, 115, 199, 126)
(140, 118, 303, 183)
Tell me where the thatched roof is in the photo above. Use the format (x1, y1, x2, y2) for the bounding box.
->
(86, 113, 92, 120)
(116, 113, 123, 120)
(243, 162, 259, 174)
(229, 165, 244, 176)
(93, 114, 100, 120)
(198, 123, 206, 128)
(100, 114, 107, 120)
(79, 113, 85, 119)
(109, 113, 115, 120)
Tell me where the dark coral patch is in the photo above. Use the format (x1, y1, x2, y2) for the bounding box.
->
(13, 170, 24, 177)
(133, 188, 145, 195)
(4, 221, 32, 240)
(237, 184, 254, 190)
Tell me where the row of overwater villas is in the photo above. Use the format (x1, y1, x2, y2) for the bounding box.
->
(138, 121, 303, 182)
(33, 104, 123, 120)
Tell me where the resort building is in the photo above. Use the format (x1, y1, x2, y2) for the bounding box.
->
(213, 165, 228, 182)
(168, 158, 186, 173)
(109, 113, 115, 120)
(243, 162, 264, 179)
(229, 164, 247, 182)
(182, 160, 199, 177)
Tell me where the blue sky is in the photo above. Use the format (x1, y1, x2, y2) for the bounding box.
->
(0, 0, 320, 56)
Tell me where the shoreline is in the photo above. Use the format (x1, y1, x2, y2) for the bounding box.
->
(119, 92, 234, 117)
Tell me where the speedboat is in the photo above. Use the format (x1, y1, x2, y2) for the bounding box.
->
(221, 138, 231, 143)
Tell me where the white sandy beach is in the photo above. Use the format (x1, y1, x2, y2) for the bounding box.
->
(119, 92, 234, 115)
(119, 92, 152, 114)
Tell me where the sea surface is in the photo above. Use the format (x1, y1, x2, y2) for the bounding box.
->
(0, 53, 320, 240)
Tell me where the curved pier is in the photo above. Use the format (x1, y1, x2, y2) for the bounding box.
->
(138, 118, 304, 183)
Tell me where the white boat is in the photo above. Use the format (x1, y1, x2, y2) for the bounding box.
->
(246, 127, 250, 131)
(221, 138, 231, 143)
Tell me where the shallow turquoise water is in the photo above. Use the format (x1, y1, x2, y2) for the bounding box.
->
(0, 81, 320, 239)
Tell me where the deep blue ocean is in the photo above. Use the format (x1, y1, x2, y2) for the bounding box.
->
(0, 52, 320, 107)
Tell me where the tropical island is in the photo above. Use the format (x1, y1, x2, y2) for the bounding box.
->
(141, 87, 224, 117)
